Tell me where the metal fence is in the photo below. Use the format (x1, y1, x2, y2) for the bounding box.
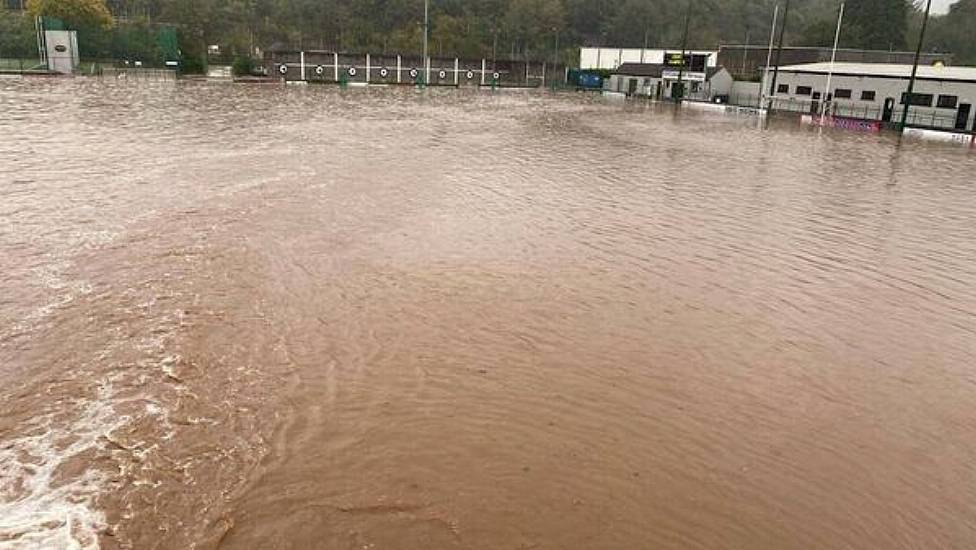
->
(266, 50, 567, 88)
(0, 57, 178, 77)
(727, 93, 967, 132)
(99, 66, 176, 80)
(0, 57, 45, 71)
(729, 92, 763, 109)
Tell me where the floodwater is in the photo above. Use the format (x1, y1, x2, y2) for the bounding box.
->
(1, 79, 975, 550)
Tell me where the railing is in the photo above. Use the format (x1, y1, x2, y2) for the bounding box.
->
(0, 57, 47, 72)
(100, 66, 176, 80)
(726, 93, 971, 133)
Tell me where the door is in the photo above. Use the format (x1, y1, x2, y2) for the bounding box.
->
(882, 97, 895, 122)
(628, 78, 638, 95)
(955, 103, 971, 131)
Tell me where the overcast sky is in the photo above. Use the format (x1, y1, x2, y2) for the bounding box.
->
(930, 0, 955, 14)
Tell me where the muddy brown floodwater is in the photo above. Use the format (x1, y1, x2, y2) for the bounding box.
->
(1, 79, 976, 550)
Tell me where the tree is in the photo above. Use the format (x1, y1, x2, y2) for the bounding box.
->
(844, 0, 911, 50)
(431, 13, 486, 57)
(0, 9, 37, 58)
(565, 0, 616, 42)
(799, 18, 837, 46)
(927, 0, 976, 64)
(503, 0, 565, 56)
(27, 0, 113, 29)
(605, 0, 659, 47)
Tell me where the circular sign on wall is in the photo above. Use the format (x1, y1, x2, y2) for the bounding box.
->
(348, 66, 357, 76)
(438, 70, 447, 79)
(278, 64, 288, 75)
(315, 65, 324, 75)
(409, 68, 419, 79)
(492, 72, 500, 80)
(466, 70, 474, 80)
(379, 67, 389, 78)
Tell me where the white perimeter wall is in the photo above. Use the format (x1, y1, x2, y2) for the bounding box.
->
(580, 48, 718, 70)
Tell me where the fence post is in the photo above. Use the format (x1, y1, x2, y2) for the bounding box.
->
(454, 57, 459, 86)
(397, 55, 401, 83)
(366, 53, 370, 83)
(333, 52, 338, 82)
(481, 59, 486, 86)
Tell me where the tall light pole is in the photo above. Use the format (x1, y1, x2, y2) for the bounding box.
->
(768, 0, 792, 110)
(492, 24, 498, 70)
(552, 28, 559, 68)
(899, 0, 933, 132)
(551, 27, 560, 90)
(423, 0, 429, 83)
(760, 5, 779, 110)
(820, 2, 845, 124)
(675, 0, 692, 102)
(642, 28, 648, 63)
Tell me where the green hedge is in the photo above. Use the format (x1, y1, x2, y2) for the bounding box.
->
(0, 10, 37, 59)
(0, 12, 182, 68)
(232, 56, 255, 76)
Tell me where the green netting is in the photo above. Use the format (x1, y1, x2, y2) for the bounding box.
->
(41, 16, 67, 31)
(156, 26, 179, 63)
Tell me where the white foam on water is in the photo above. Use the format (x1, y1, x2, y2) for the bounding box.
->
(0, 381, 126, 550)
(2, 258, 94, 350)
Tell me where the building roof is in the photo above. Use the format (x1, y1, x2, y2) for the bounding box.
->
(777, 62, 976, 82)
(613, 63, 726, 79)
(720, 45, 943, 55)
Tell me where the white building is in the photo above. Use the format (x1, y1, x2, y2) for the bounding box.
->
(607, 63, 733, 102)
(581, 47, 718, 71)
(763, 62, 976, 132)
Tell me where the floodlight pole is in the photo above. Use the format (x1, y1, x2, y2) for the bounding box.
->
(899, 0, 933, 132)
(423, 0, 429, 84)
(767, 0, 792, 110)
(676, 0, 692, 103)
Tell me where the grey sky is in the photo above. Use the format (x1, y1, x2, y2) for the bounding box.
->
(930, 0, 956, 14)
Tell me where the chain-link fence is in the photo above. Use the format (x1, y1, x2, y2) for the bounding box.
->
(0, 58, 44, 71)
(0, 8, 182, 74)
(726, 93, 969, 132)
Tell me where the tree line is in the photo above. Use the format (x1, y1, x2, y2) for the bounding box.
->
(2, 0, 974, 67)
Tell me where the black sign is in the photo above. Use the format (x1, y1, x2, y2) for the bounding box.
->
(664, 52, 708, 72)
(664, 52, 686, 67)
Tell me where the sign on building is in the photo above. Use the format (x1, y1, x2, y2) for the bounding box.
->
(44, 30, 79, 74)
(663, 52, 709, 72)
(661, 70, 706, 82)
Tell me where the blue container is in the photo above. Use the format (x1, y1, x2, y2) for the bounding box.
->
(578, 72, 603, 89)
(568, 69, 604, 90)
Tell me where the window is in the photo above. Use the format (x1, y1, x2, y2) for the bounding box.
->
(900, 92, 934, 107)
(937, 95, 958, 109)
(861, 90, 876, 101)
(777, 84, 789, 94)
(834, 89, 852, 99)
(796, 86, 812, 96)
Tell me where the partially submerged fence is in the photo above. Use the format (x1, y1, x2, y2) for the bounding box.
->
(266, 50, 566, 88)
(99, 66, 177, 80)
(727, 93, 966, 132)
